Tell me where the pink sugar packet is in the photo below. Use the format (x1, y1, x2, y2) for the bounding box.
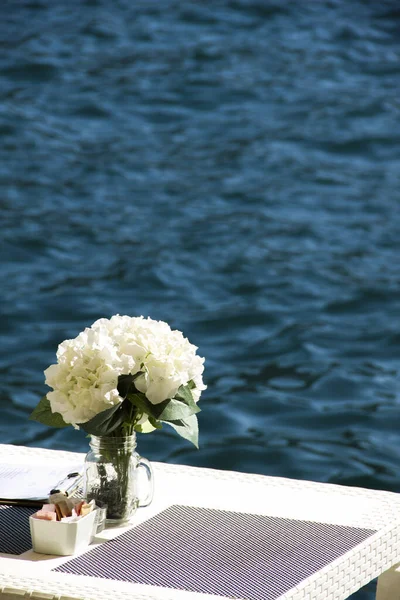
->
(41, 503, 56, 512)
(33, 509, 57, 521)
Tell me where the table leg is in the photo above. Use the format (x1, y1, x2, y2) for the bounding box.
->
(376, 563, 400, 599)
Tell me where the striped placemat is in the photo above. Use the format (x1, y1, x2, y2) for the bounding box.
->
(55, 505, 376, 600)
(0, 505, 37, 555)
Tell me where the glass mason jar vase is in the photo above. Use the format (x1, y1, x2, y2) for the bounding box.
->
(84, 434, 154, 526)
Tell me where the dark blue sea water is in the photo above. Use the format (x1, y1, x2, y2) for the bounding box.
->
(1, 1, 400, 596)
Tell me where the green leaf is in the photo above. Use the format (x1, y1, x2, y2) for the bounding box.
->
(135, 416, 163, 434)
(150, 415, 163, 429)
(126, 389, 200, 446)
(156, 397, 200, 422)
(174, 384, 200, 413)
(126, 391, 158, 419)
(78, 400, 130, 436)
(29, 396, 69, 428)
(117, 372, 144, 398)
(127, 387, 200, 423)
(135, 421, 156, 434)
(165, 414, 199, 448)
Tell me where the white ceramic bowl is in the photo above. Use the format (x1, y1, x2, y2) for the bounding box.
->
(29, 509, 97, 556)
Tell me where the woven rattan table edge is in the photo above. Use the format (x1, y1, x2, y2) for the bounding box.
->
(2, 443, 400, 507)
(275, 517, 400, 600)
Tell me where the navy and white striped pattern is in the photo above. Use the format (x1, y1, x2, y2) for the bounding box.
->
(0, 504, 37, 555)
(55, 505, 376, 600)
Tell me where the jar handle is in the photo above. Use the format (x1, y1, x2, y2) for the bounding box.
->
(138, 457, 154, 507)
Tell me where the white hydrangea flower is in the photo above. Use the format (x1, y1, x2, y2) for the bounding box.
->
(44, 315, 206, 425)
(44, 326, 125, 426)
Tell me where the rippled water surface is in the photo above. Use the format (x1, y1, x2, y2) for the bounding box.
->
(1, 1, 400, 596)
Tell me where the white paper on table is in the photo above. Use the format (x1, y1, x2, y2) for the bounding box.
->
(0, 462, 83, 502)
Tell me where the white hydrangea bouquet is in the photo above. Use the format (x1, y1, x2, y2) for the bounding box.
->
(30, 315, 206, 448)
(30, 315, 206, 523)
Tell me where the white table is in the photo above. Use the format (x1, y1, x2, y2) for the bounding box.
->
(0, 443, 400, 600)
